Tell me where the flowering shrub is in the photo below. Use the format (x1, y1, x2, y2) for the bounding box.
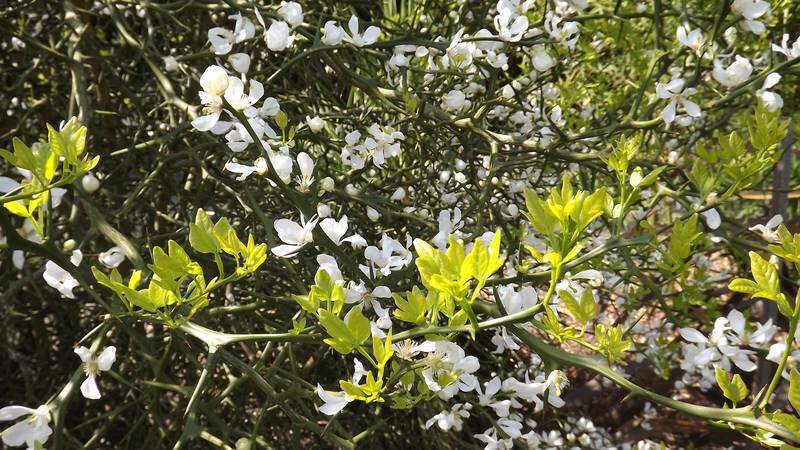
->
(2, 0, 800, 448)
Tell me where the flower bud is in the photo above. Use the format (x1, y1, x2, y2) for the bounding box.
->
(366, 206, 381, 221)
(63, 239, 77, 251)
(629, 168, 643, 188)
(320, 177, 335, 192)
(82, 173, 101, 193)
(164, 56, 179, 72)
(306, 115, 325, 132)
(317, 203, 331, 218)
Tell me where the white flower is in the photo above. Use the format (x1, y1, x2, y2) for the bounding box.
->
(306, 115, 324, 132)
(295, 152, 315, 190)
(530, 45, 555, 71)
(359, 234, 413, 277)
(320, 215, 367, 248)
(224, 77, 264, 111)
(701, 208, 721, 230)
(316, 254, 343, 283)
(544, 13, 579, 48)
(749, 214, 783, 242)
(388, 45, 417, 69)
(503, 370, 566, 410)
(0, 405, 51, 449)
(201, 65, 230, 97)
(712, 55, 753, 88)
(475, 377, 513, 417)
(497, 418, 524, 439)
(371, 298, 393, 330)
(321, 21, 346, 46)
(277, 1, 303, 28)
(224, 157, 268, 181)
(766, 343, 800, 379)
(315, 384, 351, 415)
(498, 285, 538, 315)
(655, 78, 700, 124)
(10, 37, 25, 50)
(432, 207, 462, 249)
(340, 130, 366, 169)
(474, 427, 513, 450)
(260, 97, 281, 116)
(223, 116, 276, 152)
(441, 89, 471, 112)
(227, 53, 251, 74)
(75, 346, 116, 399)
(207, 13, 256, 55)
(43, 249, 82, 298)
(443, 29, 477, 70)
(344, 15, 381, 47)
(266, 21, 294, 51)
(676, 24, 704, 54)
(497, 0, 535, 16)
(317, 203, 332, 218)
(392, 339, 436, 361)
(390, 187, 406, 201)
(99, 246, 125, 269)
(344, 283, 391, 311)
(272, 214, 318, 257)
(363, 123, 405, 167)
(191, 65, 229, 131)
(491, 327, 520, 354)
(267, 147, 294, 183)
(494, 9, 528, 42)
(424, 403, 472, 431)
(727, 309, 777, 349)
(732, 0, 769, 35)
(164, 56, 179, 72)
(772, 34, 800, 59)
(756, 73, 783, 112)
(680, 317, 757, 372)
(419, 341, 480, 399)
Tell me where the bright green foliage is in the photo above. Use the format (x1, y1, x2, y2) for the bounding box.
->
(604, 134, 641, 175)
(413, 231, 505, 331)
(1, 117, 99, 237)
(338, 330, 394, 404)
(93, 240, 211, 321)
(771, 412, 800, 447)
(729, 251, 791, 317)
(688, 107, 788, 200)
(657, 214, 702, 273)
(769, 226, 800, 266)
(559, 288, 597, 328)
(790, 370, 800, 414)
(715, 368, 748, 405)
(523, 175, 608, 266)
(595, 323, 632, 364)
(293, 267, 346, 314)
(392, 286, 431, 325)
(318, 307, 371, 355)
(604, 134, 664, 221)
(93, 211, 267, 323)
(188, 209, 268, 275)
(341, 370, 384, 403)
(605, 134, 663, 189)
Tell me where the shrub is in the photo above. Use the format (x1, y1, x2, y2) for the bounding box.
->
(1, 1, 800, 448)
